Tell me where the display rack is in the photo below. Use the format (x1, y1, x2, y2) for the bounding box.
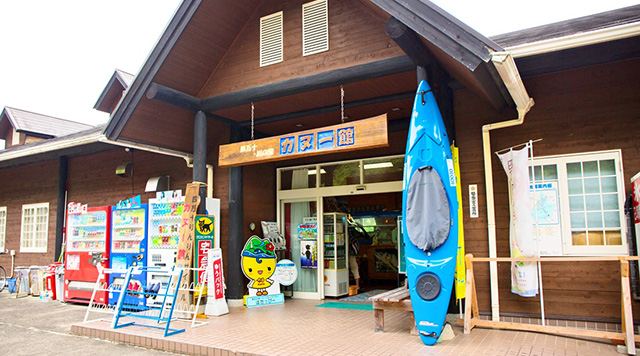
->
(84, 265, 209, 332)
(323, 212, 349, 297)
(111, 266, 185, 337)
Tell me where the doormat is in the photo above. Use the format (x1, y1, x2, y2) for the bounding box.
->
(316, 302, 373, 310)
(339, 289, 387, 303)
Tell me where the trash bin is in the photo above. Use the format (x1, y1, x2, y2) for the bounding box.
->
(14, 267, 30, 294)
(29, 266, 47, 296)
(55, 265, 64, 302)
(46, 262, 62, 300)
(7, 278, 16, 293)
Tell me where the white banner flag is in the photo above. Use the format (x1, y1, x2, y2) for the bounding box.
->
(498, 146, 539, 297)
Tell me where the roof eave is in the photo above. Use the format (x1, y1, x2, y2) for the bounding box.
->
(103, 0, 202, 140)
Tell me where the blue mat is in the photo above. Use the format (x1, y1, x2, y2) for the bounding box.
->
(316, 302, 373, 310)
(338, 289, 387, 303)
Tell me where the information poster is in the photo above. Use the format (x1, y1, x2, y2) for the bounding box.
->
(530, 182, 562, 256)
(300, 240, 318, 269)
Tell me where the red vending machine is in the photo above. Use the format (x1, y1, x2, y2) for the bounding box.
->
(64, 204, 111, 304)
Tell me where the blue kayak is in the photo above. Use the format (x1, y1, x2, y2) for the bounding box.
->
(402, 80, 458, 345)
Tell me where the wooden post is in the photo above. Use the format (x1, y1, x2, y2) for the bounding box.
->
(464, 254, 476, 334)
(621, 259, 636, 355)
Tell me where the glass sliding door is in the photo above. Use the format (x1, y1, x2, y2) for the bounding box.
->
(281, 198, 322, 299)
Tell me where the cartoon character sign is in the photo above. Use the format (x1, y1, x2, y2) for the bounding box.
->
(241, 236, 277, 296)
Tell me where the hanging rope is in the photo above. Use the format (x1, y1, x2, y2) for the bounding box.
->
(340, 85, 345, 124)
(251, 102, 255, 141)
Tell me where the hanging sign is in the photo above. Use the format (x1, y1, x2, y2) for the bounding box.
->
(218, 114, 388, 167)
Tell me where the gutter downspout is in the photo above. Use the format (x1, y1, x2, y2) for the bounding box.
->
(484, 52, 535, 321)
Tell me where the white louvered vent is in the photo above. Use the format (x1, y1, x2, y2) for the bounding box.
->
(302, 0, 328, 56)
(260, 11, 283, 67)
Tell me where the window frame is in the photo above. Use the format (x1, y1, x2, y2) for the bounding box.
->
(0, 207, 6, 252)
(20, 202, 49, 253)
(532, 149, 627, 256)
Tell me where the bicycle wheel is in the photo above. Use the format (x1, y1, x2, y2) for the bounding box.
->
(0, 266, 6, 293)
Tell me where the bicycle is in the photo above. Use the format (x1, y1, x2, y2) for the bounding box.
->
(0, 251, 6, 292)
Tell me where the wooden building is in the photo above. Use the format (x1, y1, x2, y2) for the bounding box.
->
(1, 0, 639, 327)
(102, 0, 640, 323)
(0, 69, 194, 268)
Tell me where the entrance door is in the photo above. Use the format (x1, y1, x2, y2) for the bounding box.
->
(281, 198, 323, 299)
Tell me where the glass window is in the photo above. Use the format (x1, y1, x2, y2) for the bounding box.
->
(320, 161, 360, 187)
(20, 203, 49, 253)
(532, 150, 625, 256)
(363, 157, 404, 184)
(280, 167, 317, 190)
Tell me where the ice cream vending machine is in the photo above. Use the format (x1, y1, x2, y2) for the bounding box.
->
(108, 202, 149, 309)
(64, 204, 111, 304)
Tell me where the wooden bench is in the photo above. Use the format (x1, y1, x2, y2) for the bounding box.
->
(369, 285, 418, 335)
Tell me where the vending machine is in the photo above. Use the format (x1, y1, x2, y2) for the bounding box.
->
(108, 203, 149, 308)
(146, 192, 184, 307)
(64, 204, 111, 304)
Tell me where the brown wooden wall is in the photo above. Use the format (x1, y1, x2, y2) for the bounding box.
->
(456, 57, 640, 321)
(0, 149, 193, 270)
(0, 160, 58, 267)
(2, 131, 45, 149)
(199, 0, 402, 97)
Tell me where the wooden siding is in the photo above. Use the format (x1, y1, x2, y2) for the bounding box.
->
(456, 57, 640, 321)
(0, 149, 193, 270)
(0, 160, 58, 267)
(199, 0, 404, 98)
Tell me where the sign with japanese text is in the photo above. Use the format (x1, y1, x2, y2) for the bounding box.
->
(174, 182, 202, 308)
(218, 114, 388, 167)
(195, 215, 215, 288)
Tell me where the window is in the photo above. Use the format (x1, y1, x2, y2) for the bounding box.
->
(0, 207, 6, 252)
(260, 11, 283, 67)
(531, 150, 626, 256)
(20, 203, 49, 253)
(302, 0, 328, 56)
(12, 129, 20, 146)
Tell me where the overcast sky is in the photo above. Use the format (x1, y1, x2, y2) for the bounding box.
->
(0, 0, 638, 142)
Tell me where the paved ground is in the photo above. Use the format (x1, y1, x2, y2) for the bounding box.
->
(0, 291, 182, 356)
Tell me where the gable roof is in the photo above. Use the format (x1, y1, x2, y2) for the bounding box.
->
(94, 69, 135, 113)
(492, 4, 640, 50)
(0, 107, 93, 139)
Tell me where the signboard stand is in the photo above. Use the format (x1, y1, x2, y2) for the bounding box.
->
(205, 248, 229, 316)
(174, 182, 202, 316)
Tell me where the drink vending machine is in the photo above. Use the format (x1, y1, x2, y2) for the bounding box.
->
(146, 192, 184, 307)
(64, 204, 111, 304)
(108, 203, 149, 309)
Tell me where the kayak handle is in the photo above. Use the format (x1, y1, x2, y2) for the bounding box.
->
(419, 89, 433, 105)
(419, 330, 439, 338)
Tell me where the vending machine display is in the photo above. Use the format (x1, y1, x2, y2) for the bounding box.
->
(108, 204, 148, 308)
(147, 193, 184, 307)
(64, 205, 111, 304)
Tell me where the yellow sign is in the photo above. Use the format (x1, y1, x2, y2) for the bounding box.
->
(218, 114, 389, 167)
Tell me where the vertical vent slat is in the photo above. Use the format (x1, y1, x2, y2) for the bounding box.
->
(260, 11, 283, 67)
(302, 0, 328, 56)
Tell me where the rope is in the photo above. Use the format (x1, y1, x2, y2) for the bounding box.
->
(251, 102, 255, 140)
(340, 85, 345, 124)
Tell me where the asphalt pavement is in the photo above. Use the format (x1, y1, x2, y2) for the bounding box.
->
(0, 290, 183, 356)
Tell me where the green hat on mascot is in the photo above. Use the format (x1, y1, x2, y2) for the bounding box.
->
(242, 236, 276, 259)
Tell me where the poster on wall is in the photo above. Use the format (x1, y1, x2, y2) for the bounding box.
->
(300, 240, 318, 269)
(297, 223, 317, 240)
(530, 182, 563, 256)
